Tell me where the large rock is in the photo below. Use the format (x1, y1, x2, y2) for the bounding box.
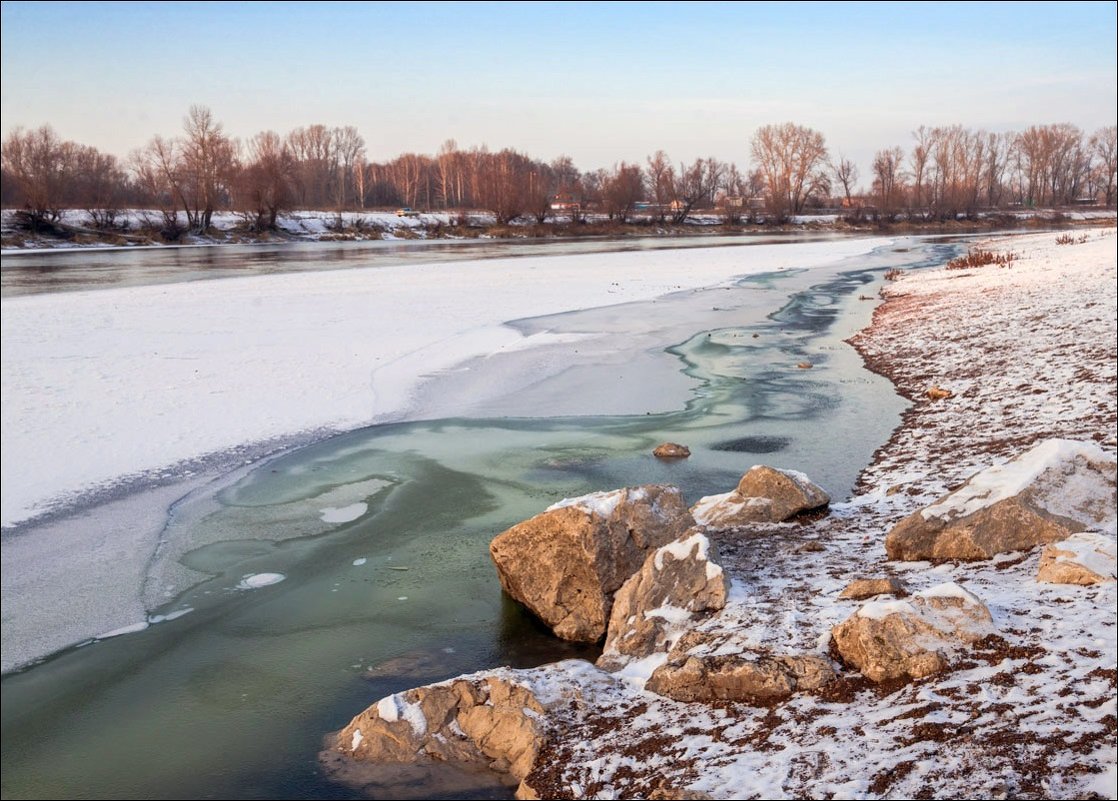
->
(599, 528, 730, 667)
(885, 439, 1117, 562)
(337, 675, 544, 780)
(331, 661, 622, 801)
(490, 485, 695, 642)
(691, 465, 830, 526)
(644, 630, 834, 703)
(1037, 532, 1117, 585)
(831, 582, 995, 683)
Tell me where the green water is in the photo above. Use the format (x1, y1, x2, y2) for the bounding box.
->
(0, 240, 958, 799)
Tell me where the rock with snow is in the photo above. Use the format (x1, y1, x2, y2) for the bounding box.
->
(885, 439, 1117, 562)
(489, 485, 694, 642)
(598, 528, 730, 668)
(653, 442, 691, 459)
(1036, 531, 1117, 585)
(644, 630, 834, 703)
(691, 465, 830, 526)
(337, 675, 546, 782)
(831, 582, 995, 683)
(838, 577, 909, 600)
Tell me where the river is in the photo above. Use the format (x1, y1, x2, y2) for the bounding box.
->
(0, 235, 960, 799)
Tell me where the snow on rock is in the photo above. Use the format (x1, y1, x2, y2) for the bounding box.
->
(886, 438, 1116, 562)
(1037, 531, 1117, 585)
(330, 660, 623, 796)
(833, 581, 995, 683)
(599, 528, 729, 671)
(690, 465, 829, 527)
(490, 485, 694, 642)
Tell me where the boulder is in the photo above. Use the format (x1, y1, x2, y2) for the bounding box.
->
(599, 528, 730, 667)
(337, 676, 543, 779)
(691, 465, 829, 526)
(1037, 532, 1117, 586)
(653, 442, 691, 459)
(838, 577, 909, 600)
(644, 630, 834, 703)
(490, 485, 694, 642)
(332, 661, 623, 801)
(885, 440, 1117, 562)
(926, 386, 954, 400)
(831, 582, 994, 683)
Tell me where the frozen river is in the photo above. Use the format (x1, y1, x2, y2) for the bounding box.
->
(0, 235, 960, 798)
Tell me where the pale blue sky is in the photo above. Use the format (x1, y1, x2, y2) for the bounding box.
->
(2, 1, 1115, 174)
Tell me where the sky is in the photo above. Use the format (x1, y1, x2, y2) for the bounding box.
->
(1, 1, 1115, 176)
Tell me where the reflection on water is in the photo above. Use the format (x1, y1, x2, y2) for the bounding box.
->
(0, 241, 958, 799)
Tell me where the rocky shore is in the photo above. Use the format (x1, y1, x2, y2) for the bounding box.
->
(322, 229, 1117, 799)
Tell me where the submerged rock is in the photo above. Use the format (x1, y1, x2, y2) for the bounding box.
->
(831, 582, 994, 683)
(691, 465, 830, 526)
(599, 528, 730, 668)
(1036, 531, 1117, 585)
(653, 442, 691, 459)
(885, 439, 1117, 562)
(490, 485, 694, 642)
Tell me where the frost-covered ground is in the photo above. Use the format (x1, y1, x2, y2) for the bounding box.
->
(384, 229, 1116, 799)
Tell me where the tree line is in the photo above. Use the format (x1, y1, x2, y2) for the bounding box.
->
(2, 105, 1115, 236)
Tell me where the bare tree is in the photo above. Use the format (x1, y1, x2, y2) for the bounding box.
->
(601, 162, 645, 222)
(831, 155, 859, 207)
(2, 125, 68, 229)
(236, 131, 297, 230)
(750, 123, 830, 220)
(1091, 125, 1117, 206)
(645, 150, 674, 223)
(872, 146, 906, 219)
(181, 105, 235, 231)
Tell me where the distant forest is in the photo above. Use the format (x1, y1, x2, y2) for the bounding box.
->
(2, 106, 1115, 238)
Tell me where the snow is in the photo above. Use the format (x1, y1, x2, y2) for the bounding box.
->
(351, 557, 367, 566)
(1, 237, 890, 526)
(857, 598, 917, 620)
(319, 502, 368, 523)
(349, 729, 363, 752)
(344, 228, 1117, 800)
(653, 530, 711, 570)
(547, 488, 627, 518)
(94, 621, 149, 639)
(375, 693, 427, 737)
(920, 581, 982, 602)
(920, 438, 1115, 522)
(1049, 531, 1117, 581)
(235, 572, 285, 590)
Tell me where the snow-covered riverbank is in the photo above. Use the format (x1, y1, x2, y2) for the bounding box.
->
(326, 229, 1117, 799)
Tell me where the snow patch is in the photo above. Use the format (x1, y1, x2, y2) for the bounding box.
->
(95, 621, 150, 639)
(919, 439, 1114, 522)
(548, 488, 626, 518)
(320, 502, 368, 523)
(236, 573, 286, 590)
(654, 530, 710, 570)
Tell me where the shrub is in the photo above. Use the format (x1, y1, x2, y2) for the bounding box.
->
(946, 248, 1016, 270)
